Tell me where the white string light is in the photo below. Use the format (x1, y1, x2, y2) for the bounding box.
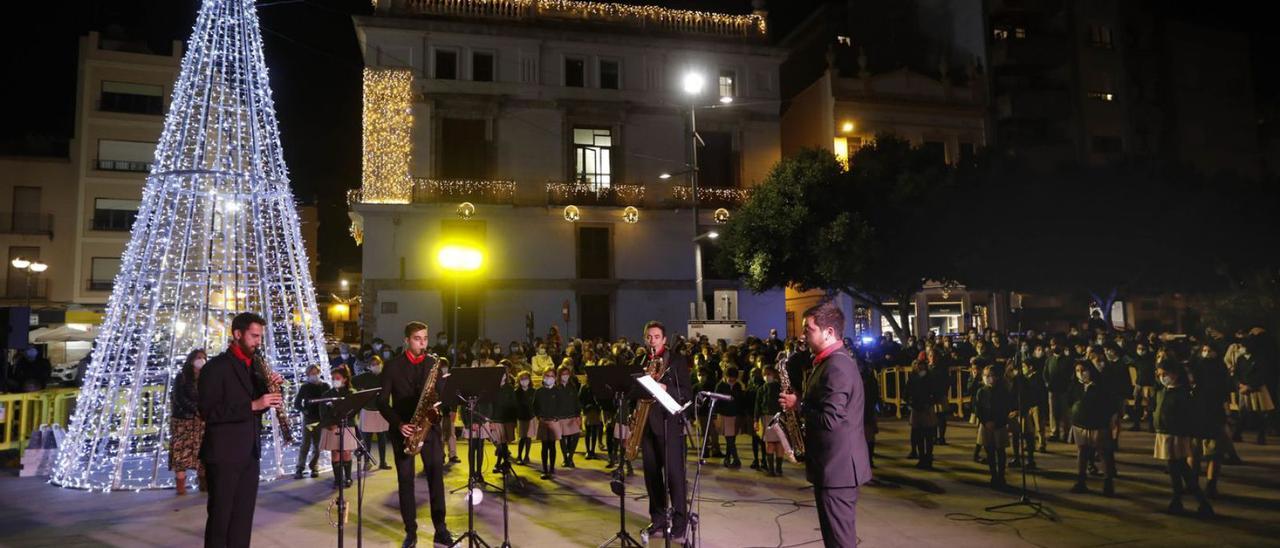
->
(51, 0, 328, 491)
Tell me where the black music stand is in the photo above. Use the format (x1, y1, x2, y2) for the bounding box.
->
(590, 364, 644, 548)
(315, 387, 381, 548)
(438, 366, 505, 548)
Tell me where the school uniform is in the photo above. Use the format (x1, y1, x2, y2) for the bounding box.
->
(1155, 382, 1213, 515)
(973, 381, 1011, 485)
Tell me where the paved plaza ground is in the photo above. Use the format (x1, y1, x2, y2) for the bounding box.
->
(1, 418, 1278, 547)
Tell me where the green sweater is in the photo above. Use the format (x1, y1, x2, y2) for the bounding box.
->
(1154, 384, 1194, 436)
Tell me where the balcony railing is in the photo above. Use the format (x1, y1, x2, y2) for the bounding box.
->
(3, 278, 50, 300)
(545, 183, 644, 206)
(672, 185, 751, 209)
(95, 159, 152, 173)
(87, 279, 114, 291)
(411, 178, 516, 205)
(91, 210, 138, 231)
(0, 212, 54, 236)
(399, 0, 768, 39)
(99, 93, 164, 115)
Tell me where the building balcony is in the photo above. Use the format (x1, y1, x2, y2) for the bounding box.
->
(545, 182, 644, 207)
(91, 210, 138, 232)
(95, 159, 152, 173)
(3, 278, 50, 301)
(98, 93, 164, 115)
(411, 178, 516, 204)
(672, 185, 751, 209)
(0, 212, 54, 237)
(87, 279, 114, 292)
(390, 0, 768, 40)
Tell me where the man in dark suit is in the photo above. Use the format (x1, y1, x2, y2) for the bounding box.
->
(635, 320, 694, 542)
(780, 301, 873, 548)
(377, 321, 452, 548)
(198, 312, 283, 548)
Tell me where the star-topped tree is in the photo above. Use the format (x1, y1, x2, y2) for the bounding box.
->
(52, 0, 326, 491)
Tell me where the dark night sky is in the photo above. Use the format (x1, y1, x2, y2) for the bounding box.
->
(1, 0, 1272, 282)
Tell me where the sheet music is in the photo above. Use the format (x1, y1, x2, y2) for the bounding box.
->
(637, 375, 688, 415)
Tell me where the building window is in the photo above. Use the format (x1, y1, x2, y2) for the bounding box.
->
(993, 26, 1009, 41)
(9, 186, 44, 234)
(434, 49, 458, 80)
(439, 118, 489, 179)
(1089, 25, 1114, 49)
(599, 59, 620, 90)
(698, 131, 739, 187)
(577, 226, 611, 280)
(92, 198, 140, 231)
(1091, 135, 1123, 155)
(565, 56, 586, 87)
(89, 257, 121, 291)
(573, 127, 612, 188)
(95, 140, 156, 172)
(718, 69, 737, 98)
(1087, 91, 1115, 102)
(381, 301, 398, 314)
(100, 81, 163, 115)
(1013, 27, 1027, 39)
(472, 51, 494, 82)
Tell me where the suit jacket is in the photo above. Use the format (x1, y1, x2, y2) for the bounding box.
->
(198, 350, 269, 464)
(631, 348, 694, 436)
(800, 346, 872, 488)
(377, 352, 447, 439)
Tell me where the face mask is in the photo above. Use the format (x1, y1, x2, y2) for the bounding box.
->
(193, 358, 207, 370)
(538, 349, 547, 356)
(1077, 372, 1089, 384)
(440, 367, 449, 375)
(24, 349, 37, 359)
(493, 347, 502, 354)
(916, 370, 927, 377)
(373, 343, 383, 351)
(560, 375, 570, 383)
(543, 377, 555, 388)
(982, 376, 994, 387)
(370, 366, 382, 375)
(340, 351, 349, 358)
(333, 380, 345, 389)
(438, 338, 447, 345)
(519, 379, 530, 388)
(382, 351, 392, 359)
(1159, 375, 1172, 387)
(1201, 351, 1211, 358)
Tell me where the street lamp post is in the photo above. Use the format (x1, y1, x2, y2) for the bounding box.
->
(682, 71, 706, 320)
(10, 257, 48, 310)
(437, 244, 484, 367)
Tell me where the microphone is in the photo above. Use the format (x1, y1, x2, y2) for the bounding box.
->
(698, 391, 733, 402)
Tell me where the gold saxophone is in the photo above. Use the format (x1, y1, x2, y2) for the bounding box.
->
(768, 353, 805, 463)
(403, 354, 443, 455)
(252, 348, 294, 444)
(624, 348, 667, 462)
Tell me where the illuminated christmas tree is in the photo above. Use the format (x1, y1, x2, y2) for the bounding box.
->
(52, 0, 326, 491)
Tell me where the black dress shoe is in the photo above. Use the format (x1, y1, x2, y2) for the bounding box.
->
(401, 534, 417, 548)
(433, 529, 454, 546)
(379, 464, 393, 470)
(293, 470, 304, 479)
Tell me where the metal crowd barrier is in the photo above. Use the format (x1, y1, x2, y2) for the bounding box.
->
(878, 366, 973, 419)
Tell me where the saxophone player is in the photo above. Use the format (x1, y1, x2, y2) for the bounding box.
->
(377, 321, 453, 548)
(634, 321, 693, 542)
(778, 301, 872, 548)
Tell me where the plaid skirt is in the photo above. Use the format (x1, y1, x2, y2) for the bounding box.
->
(359, 408, 389, 433)
(612, 421, 631, 440)
(1153, 433, 1193, 460)
(561, 416, 582, 436)
(980, 423, 1009, 449)
(496, 422, 517, 444)
(583, 409, 604, 426)
(1240, 385, 1276, 412)
(537, 418, 563, 441)
(716, 415, 745, 437)
(320, 426, 360, 451)
(1072, 426, 1109, 450)
(761, 417, 782, 443)
(168, 416, 205, 471)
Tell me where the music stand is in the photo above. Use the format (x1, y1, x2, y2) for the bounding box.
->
(315, 388, 381, 548)
(438, 366, 505, 548)
(589, 365, 644, 548)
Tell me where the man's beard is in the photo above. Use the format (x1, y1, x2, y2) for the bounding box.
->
(238, 339, 258, 355)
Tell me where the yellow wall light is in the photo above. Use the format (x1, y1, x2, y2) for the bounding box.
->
(438, 244, 485, 273)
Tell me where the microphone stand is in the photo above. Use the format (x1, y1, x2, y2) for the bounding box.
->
(685, 393, 720, 548)
(600, 388, 642, 548)
(451, 395, 495, 548)
(984, 373, 1052, 521)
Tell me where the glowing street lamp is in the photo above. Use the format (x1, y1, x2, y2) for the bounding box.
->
(10, 257, 48, 309)
(682, 71, 705, 96)
(437, 243, 484, 366)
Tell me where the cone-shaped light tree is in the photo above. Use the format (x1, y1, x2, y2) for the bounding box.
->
(52, 0, 326, 491)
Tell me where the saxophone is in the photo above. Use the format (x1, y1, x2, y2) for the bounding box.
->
(252, 348, 294, 444)
(624, 348, 667, 462)
(768, 352, 805, 463)
(403, 353, 443, 455)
